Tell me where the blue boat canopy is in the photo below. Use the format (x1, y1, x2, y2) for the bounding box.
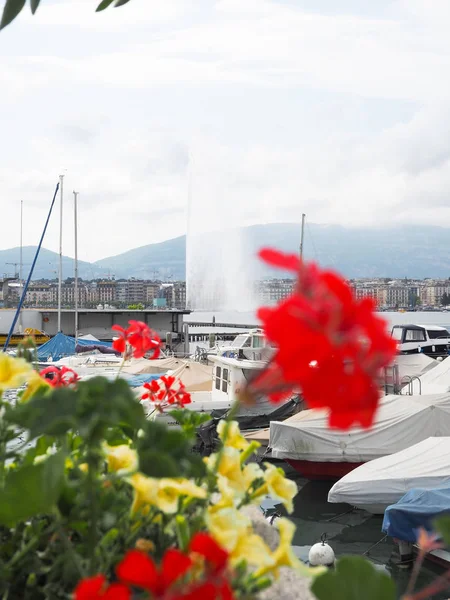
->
(382, 486, 450, 542)
(37, 332, 113, 362)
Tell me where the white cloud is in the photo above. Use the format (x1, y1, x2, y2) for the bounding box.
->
(0, 0, 449, 265)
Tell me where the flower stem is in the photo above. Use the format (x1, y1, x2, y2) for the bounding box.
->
(86, 448, 99, 574)
(404, 567, 450, 600)
(405, 551, 425, 596)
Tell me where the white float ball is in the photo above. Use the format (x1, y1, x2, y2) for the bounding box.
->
(308, 542, 335, 567)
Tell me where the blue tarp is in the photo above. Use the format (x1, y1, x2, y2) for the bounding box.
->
(37, 332, 113, 362)
(125, 374, 163, 388)
(383, 486, 450, 542)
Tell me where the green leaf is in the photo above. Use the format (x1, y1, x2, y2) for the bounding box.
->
(114, 0, 132, 6)
(8, 387, 78, 439)
(311, 556, 396, 600)
(137, 420, 206, 479)
(434, 516, 450, 545)
(168, 409, 211, 438)
(0, 0, 26, 30)
(8, 377, 145, 442)
(0, 451, 65, 526)
(29, 0, 40, 15)
(96, 0, 115, 11)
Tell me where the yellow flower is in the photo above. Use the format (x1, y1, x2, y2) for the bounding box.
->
(155, 478, 207, 514)
(104, 444, 138, 475)
(260, 518, 326, 578)
(206, 507, 274, 569)
(262, 463, 298, 514)
(127, 474, 206, 516)
(20, 370, 50, 403)
(217, 420, 250, 451)
(128, 473, 158, 515)
(0, 355, 33, 392)
(79, 463, 89, 473)
(205, 447, 249, 495)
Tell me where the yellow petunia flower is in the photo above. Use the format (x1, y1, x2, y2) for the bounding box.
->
(0, 355, 33, 392)
(205, 447, 250, 495)
(260, 518, 326, 578)
(217, 420, 250, 451)
(104, 444, 138, 475)
(128, 473, 158, 516)
(20, 370, 51, 403)
(206, 506, 274, 569)
(155, 478, 207, 514)
(258, 463, 298, 514)
(127, 473, 206, 516)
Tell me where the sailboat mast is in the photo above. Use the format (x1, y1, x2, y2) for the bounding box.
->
(19, 200, 23, 284)
(58, 174, 64, 332)
(19, 199, 23, 333)
(73, 191, 79, 344)
(299, 213, 306, 258)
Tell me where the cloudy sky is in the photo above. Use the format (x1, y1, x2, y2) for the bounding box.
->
(0, 0, 449, 263)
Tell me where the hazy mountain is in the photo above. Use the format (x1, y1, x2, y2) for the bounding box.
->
(0, 246, 108, 281)
(95, 223, 450, 280)
(4, 223, 450, 281)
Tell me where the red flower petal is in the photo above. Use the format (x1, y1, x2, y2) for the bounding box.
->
(113, 338, 127, 354)
(116, 550, 159, 593)
(160, 548, 193, 590)
(189, 533, 229, 572)
(258, 248, 301, 272)
(74, 575, 107, 599)
(103, 583, 132, 600)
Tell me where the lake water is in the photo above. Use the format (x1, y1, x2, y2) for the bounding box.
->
(186, 310, 450, 331)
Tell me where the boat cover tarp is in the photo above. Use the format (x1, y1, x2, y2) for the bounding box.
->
(75, 344, 118, 355)
(197, 397, 300, 451)
(328, 437, 450, 508)
(37, 332, 113, 362)
(270, 392, 450, 463)
(382, 486, 450, 542)
(395, 354, 437, 383)
(413, 357, 450, 394)
(122, 357, 184, 375)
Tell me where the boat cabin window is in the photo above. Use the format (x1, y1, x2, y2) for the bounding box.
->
(405, 328, 426, 342)
(428, 329, 450, 339)
(233, 335, 251, 348)
(251, 335, 264, 349)
(215, 365, 229, 392)
(222, 368, 228, 393)
(215, 366, 221, 390)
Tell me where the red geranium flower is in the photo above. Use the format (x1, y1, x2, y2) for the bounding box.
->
(39, 365, 79, 388)
(116, 549, 192, 596)
(74, 575, 130, 600)
(247, 248, 397, 430)
(112, 321, 161, 359)
(189, 532, 229, 573)
(74, 537, 233, 600)
(141, 376, 191, 407)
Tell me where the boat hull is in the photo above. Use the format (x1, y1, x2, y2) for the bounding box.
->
(286, 459, 364, 480)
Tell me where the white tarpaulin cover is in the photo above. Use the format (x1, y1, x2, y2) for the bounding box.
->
(328, 437, 450, 512)
(395, 354, 437, 383)
(270, 393, 450, 463)
(408, 357, 450, 395)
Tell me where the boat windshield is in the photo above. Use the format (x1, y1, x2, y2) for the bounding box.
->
(233, 335, 251, 348)
(428, 329, 450, 339)
(391, 328, 403, 341)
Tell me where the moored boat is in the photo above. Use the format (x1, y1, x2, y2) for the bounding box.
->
(269, 393, 450, 480)
(328, 437, 450, 514)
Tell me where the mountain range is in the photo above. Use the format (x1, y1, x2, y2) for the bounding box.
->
(1, 223, 449, 281)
